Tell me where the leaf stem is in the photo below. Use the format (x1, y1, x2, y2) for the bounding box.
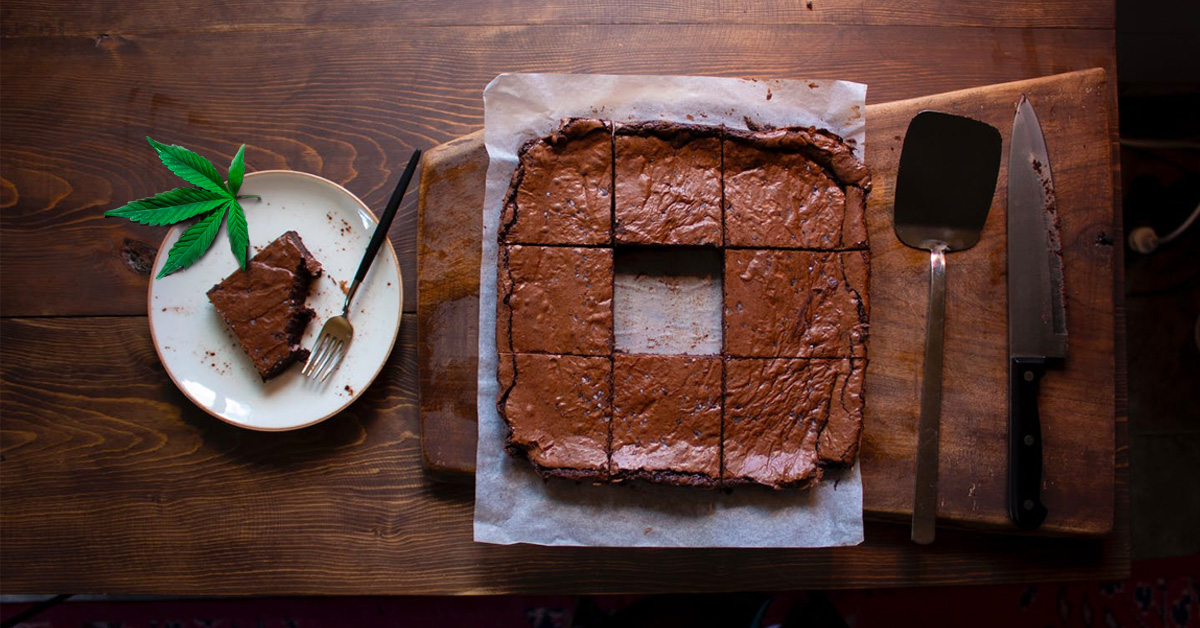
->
(235, 195, 262, 201)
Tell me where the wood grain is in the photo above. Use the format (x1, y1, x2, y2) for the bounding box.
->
(0, 25, 1114, 316)
(419, 70, 1117, 536)
(1, 315, 1128, 594)
(0, 0, 1114, 36)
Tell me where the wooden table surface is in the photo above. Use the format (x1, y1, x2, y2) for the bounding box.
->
(1, 0, 1127, 594)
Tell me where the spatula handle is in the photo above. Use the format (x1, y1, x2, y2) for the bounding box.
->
(912, 245, 947, 545)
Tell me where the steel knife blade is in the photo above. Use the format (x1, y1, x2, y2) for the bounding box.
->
(1007, 94, 1068, 530)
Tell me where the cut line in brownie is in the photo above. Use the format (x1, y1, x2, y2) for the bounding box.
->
(614, 121, 723, 246)
(724, 249, 869, 359)
(497, 352, 612, 482)
(497, 244, 613, 355)
(724, 126, 869, 250)
(500, 118, 614, 246)
(207, 230, 323, 381)
(723, 358, 865, 489)
(610, 354, 722, 487)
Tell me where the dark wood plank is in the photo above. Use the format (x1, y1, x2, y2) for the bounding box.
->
(0, 0, 1114, 36)
(418, 70, 1118, 536)
(418, 136, 486, 478)
(0, 315, 1128, 593)
(1, 25, 1114, 317)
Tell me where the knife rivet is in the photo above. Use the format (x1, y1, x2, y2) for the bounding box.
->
(1024, 435, 1034, 446)
(1024, 370, 1034, 382)
(1023, 499, 1034, 510)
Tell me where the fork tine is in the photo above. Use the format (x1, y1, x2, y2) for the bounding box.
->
(311, 337, 336, 378)
(317, 339, 346, 382)
(304, 333, 333, 377)
(309, 337, 338, 382)
(302, 335, 323, 376)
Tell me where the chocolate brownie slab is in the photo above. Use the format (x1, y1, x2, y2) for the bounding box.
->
(496, 119, 873, 490)
(497, 244, 614, 355)
(724, 249, 868, 359)
(610, 354, 722, 486)
(723, 358, 864, 489)
(501, 118, 613, 245)
(614, 121, 722, 246)
(497, 353, 612, 481)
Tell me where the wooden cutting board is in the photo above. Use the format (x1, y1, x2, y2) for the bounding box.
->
(417, 69, 1116, 535)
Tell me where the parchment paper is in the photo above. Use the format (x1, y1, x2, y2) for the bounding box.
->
(475, 73, 867, 547)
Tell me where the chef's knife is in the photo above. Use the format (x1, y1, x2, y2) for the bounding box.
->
(1007, 95, 1067, 530)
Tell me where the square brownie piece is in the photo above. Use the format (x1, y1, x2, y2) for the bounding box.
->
(610, 354, 722, 485)
(724, 127, 868, 249)
(724, 249, 868, 358)
(614, 121, 722, 246)
(724, 358, 864, 488)
(498, 353, 612, 481)
(501, 118, 613, 245)
(207, 230, 323, 381)
(498, 245, 614, 355)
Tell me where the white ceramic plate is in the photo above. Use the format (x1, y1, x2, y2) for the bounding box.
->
(148, 170, 403, 430)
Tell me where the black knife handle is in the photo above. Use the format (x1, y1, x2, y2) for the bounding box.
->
(1009, 357, 1049, 529)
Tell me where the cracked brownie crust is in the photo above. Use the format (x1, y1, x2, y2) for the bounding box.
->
(724, 358, 865, 488)
(724, 249, 869, 359)
(497, 352, 612, 481)
(497, 118, 870, 490)
(610, 354, 722, 485)
(497, 244, 613, 355)
(724, 127, 870, 249)
(614, 121, 723, 246)
(501, 118, 613, 246)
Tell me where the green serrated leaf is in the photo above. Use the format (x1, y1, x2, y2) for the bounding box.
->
(227, 199, 249, 269)
(156, 204, 228, 279)
(147, 137, 231, 197)
(105, 187, 229, 226)
(228, 144, 246, 197)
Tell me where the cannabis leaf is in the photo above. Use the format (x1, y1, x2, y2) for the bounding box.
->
(228, 144, 246, 197)
(105, 137, 257, 279)
(147, 138, 230, 196)
(226, 146, 250, 268)
(227, 199, 249, 270)
(156, 204, 228, 279)
(105, 188, 228, 225)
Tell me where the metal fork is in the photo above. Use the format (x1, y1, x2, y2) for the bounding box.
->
(303, 148, 421, 381)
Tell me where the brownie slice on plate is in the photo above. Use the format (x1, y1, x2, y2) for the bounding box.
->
(207, 230, 323, 381)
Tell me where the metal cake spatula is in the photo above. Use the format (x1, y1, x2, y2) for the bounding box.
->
(893, 111, 1002, 545)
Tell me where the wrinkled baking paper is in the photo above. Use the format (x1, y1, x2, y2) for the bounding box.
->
(475, 73, 866, 547)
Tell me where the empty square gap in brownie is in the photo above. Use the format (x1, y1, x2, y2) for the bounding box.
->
(613, 246, 723, 356)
